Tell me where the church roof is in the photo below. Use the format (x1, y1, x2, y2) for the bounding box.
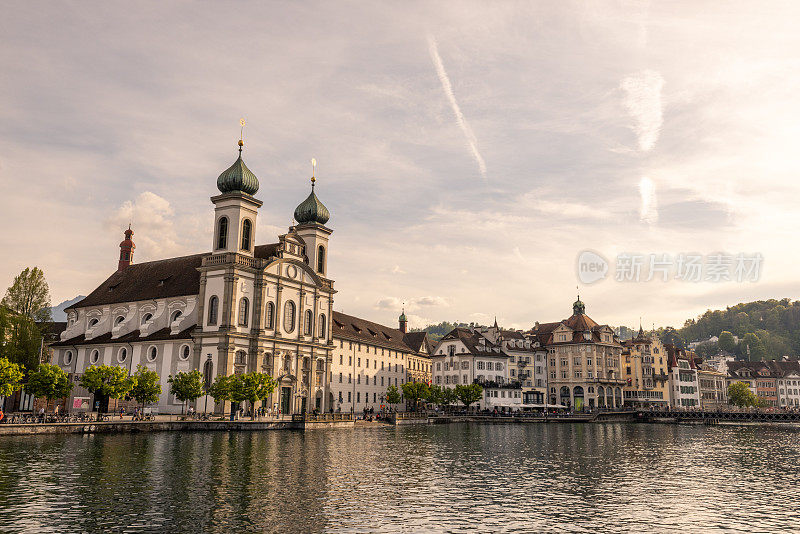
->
(402, 331, 430, 353)
(217, 144, 259, 195)
(332, 311, 427, 355)
(52, 325, 195, 347)
(294, 189, 330, 225)
(66, 253, 207, 311)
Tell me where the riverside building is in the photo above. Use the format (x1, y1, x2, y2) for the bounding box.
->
(666, 345, 701, 407)
(50, 140, 429, 415)
(531, 297, 625, 411)
(621, 327, 670, 407)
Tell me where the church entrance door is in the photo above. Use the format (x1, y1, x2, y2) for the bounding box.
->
(281, 387, 291, 415)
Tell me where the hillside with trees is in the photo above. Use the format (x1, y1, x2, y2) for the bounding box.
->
(670, 298, 800, 361)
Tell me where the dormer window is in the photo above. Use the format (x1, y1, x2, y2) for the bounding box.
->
(114, 316, 125, 326)
(141, 313, 153, 325)
(171, 310, 182, 324)
(88, 318, 99, 328)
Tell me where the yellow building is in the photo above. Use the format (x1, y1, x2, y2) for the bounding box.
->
(621, 327, 670, 407)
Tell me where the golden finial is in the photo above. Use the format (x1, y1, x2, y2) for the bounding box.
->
(311, 158, 317, 189)
(238, 119, 246, 153)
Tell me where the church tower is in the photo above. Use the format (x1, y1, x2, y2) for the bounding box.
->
(293, 161, 332, 278)
(211, 139, 262, 256)
(118, 225, 135, 271)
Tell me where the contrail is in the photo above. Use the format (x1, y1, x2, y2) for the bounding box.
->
(427, 35, 487, 181)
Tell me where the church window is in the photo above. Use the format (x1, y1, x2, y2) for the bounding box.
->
(141, 313, 153, 325)
(217, 217, 228, 249)
(241, 219, 252, 251)
(90, 349, 100, 364)
(304, 309, 313, 336)
(317, 246, 325, 274)
(235, 350, 247, 365)
(207, 296, 219, 325)
(171, 310, 182, 324)
(284, 301, 296, 332)
(238, 297, 249, 327)
(147, 346, 158, 362)
(265, 302, 275, 329)
(203, 359, 213, 389)
(318, 314, 326, 338)
(179, 344, 191, 361)
(88, 318, 99, 328)
(64, 351, 73, 365)
(114, 316, 125, 326)
(117, 347, 127, 363)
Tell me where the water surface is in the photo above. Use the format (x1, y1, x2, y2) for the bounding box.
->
(0, 423, 798, 532)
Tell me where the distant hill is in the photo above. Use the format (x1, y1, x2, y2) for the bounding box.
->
(673, 298, 800, 360)
(49, 296, 85, 321)
(412, 321, 473, 343)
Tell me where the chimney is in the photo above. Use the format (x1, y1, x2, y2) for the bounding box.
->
(118, 225, 135, 271)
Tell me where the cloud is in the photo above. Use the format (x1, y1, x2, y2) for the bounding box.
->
(427, 34, 487, 181)
(374, 295, 449, 311)
(639, 176, 658, 224)
(107, 191, 185, 260)
(620, 69, 664, 151)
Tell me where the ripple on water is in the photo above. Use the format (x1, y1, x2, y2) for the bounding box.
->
(0, 424, 799, 532)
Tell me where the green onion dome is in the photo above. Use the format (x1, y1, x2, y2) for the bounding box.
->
(217, 141, 259, 195)
(294, 186, 330, 225)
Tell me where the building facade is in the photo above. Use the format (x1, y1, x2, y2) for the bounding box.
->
(666, 345, 700, 408)
(697, 366, 728, 409)
(622, 328, 670, 407)
(531, 298, 625, 411)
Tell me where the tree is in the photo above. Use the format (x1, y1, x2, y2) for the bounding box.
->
(385, 384, 402, 405)
(718, 331, 736, 353)
(424, 384, 443, 406)
(401, 381, 429, 411)
(0, 357, 24, 398)
(2, 267, 52, 323)
(129, 365, 161, 409)
(454, 383, 483, 410)
(229, 372, 277, 419)
(0, 306, 44, 372)
(26, 363, 72, 409)
(728, 381, 761, 407)
(168, 370, 204, 415)
(440, 387, 458, 409)
(79, 365, 134, 420)
(208, 374, 233, 414)
(740, 333, 766, 361)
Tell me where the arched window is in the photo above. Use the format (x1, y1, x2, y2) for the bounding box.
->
(217, 217, 228, 250)
(304, 309, 313, 336)
(284, 301, 296, 333)
(241, 219, 252, 251)
(318, 313, 326, 338)
(171, 310, 182, 324)
(114, 315, 125, 326)
(88, 318, 99, 328)
(208, 296, 218, 325)
(235, 350, 247, 365)
(238, 297, 249, 327)
(141, 313, 153, 325)
(317, 245, 325, 274)
(265, 302, 275, 329)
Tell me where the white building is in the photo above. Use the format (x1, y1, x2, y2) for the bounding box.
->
(430, 325, 521, 410)
(51, 140, 428, 415)
(666, 345, 701, 408)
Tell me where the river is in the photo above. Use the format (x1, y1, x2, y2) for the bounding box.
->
(0, 423, 798, 532)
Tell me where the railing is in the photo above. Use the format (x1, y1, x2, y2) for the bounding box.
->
(639, 409, 800, 422)
(395, 412, 429, 420)
(293, 413, 353, 422)
(202, 253, 261, 269)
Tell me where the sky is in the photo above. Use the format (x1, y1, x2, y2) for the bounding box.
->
(1, 1, 799, 332)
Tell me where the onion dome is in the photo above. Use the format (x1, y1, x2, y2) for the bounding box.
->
(294, 170, 330, 225)
(399, 310, 407, 322)
(573, 295, 585, 315)
(217, 140, 259, 195)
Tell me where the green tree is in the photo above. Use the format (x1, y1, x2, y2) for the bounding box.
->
(129, 365, 162, 409)
(439, 387, 457, 410)
(424, 384, 443, 406)
(718, 331, 736, 353)
(728, 381, 761, 407)
(401, 381, 429, 411)
(385, 384, 402, 405)
(79, 365, 134, 420)
(2, 267, 52, 323)
(208, 374, 233, 414)
(0, 307, 44, 373)
(26, 363, 72, 409)
(168, 370, 204, 415)
(454, 383, 483, 410)
(0, 357, 25, 398)
(229, 372, 277, 419)
(741, 333, 766, 361)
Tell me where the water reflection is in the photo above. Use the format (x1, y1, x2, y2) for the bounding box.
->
(0, 424, 798, 532)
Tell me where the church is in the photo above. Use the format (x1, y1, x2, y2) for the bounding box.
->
(51, 140, 431, 415)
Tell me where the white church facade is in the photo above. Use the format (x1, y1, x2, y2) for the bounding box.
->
(51, 140, 430, 415)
